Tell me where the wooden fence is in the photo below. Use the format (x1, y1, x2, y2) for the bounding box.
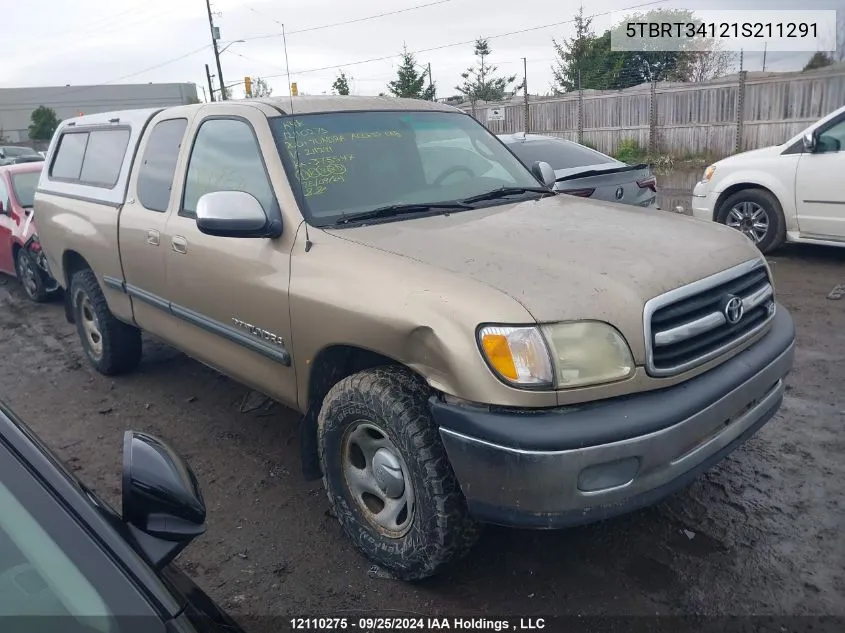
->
(466, 65, 845, 158)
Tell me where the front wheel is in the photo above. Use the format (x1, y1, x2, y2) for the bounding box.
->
(70, 269, 142, 375)
(318, 366, 480, 581)
(716, 189, 786, 254)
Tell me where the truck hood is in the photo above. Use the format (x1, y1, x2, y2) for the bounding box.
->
(323, 194, 760, 337)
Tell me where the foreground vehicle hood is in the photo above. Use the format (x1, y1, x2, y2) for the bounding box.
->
(324, 195, 761, 329)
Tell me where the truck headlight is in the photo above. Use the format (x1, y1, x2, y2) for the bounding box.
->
(541, 322, 634, 388)
(478, 322, 634, 389)
(703, 165, 716, 182)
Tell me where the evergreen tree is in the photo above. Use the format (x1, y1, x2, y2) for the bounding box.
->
(332, 71, 351, 95)
(455, 38, 516, 103)
(387, 46, 427, 98)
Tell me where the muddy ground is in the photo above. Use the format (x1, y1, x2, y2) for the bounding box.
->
(0, 241, 843, 626)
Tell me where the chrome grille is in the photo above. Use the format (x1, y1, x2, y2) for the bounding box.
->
(644, 259, 775, 376)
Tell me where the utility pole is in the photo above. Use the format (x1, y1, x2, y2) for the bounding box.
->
(762, 43, 767, 72)
(204, 0, 226, 100)
(201, 86, 208, 103)
(205, 64, 216, 102)
(427, 63, 433, 100)
(522, 57, 529, 134)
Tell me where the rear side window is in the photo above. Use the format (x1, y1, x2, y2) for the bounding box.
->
(79, 129, 130, 187)
(137, 119, 188, 212)
(50, 133, 88, 180)
(49, 128, 131, 188)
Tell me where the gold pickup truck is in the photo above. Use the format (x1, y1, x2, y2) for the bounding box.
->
(34, 96, 795, 580)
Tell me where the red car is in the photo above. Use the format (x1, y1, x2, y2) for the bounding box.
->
(0, 162, 58, 301)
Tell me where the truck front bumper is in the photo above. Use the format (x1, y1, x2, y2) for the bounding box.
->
(430, 305, 795, 528)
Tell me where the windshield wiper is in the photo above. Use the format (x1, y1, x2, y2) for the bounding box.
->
(335, 201, 472, 225)
(460, 186, 553, 205)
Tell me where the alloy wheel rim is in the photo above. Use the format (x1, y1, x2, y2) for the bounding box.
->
(18, 255, 38, 298)
(726, 202, 769, 243)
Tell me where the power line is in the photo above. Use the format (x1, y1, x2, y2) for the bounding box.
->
(261, 0, 670, 79)
(1, 0, 668, 106)
(0, 45, 210, 106)
(28, 5, 150, 42)
(241, 0, 454, 41)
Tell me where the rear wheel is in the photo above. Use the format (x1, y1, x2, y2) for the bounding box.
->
(318, 366, 480, 581)
(70, 269, 142, 375)
(716, 189, 786, 254)
(15, 248, 48, 303)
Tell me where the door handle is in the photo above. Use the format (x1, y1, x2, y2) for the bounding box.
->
(171, 235, 188, 254)
(146, 229, 160, 246)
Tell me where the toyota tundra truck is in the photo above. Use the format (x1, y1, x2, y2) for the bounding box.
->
(33, 97, 795, 580)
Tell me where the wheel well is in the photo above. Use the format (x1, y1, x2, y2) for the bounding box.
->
(299, 345, 426, 481)
(715, 184, 779, 220)
(61, 251, 91, 323)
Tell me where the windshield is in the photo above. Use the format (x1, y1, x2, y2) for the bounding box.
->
(504, 138, 615, 170)
(270, 111, 540, 226)
(11, 171, 40, 208)
(2, 147, 39, 158)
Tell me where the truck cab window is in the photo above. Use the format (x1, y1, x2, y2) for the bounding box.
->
(137, 119, 188, 212)
(181, 118, 274, 217)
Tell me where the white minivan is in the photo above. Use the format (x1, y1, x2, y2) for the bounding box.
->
(692, 104, 845, 253)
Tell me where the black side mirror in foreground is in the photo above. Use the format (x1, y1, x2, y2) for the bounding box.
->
(122, 431, 206, 570)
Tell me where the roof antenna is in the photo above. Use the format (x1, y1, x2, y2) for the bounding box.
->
(282, 22, 312, 253)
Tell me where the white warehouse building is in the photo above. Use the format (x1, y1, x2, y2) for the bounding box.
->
(0, 82, 199, 144)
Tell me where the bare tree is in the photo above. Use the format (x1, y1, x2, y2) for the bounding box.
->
(251, 77, 273, 97)
(836, 10, 845, 62)
(687, 46, 736, 82)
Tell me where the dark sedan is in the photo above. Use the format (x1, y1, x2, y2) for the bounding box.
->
(0, 400, 247, 633)
(498, 133, 658, 208)
(0, 146, 45, 166)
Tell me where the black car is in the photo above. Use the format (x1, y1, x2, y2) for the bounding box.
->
(0, 146, 45, 166)
(0, 401, 246, 633)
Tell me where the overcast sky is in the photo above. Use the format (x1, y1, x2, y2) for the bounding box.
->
(2, 0, 842, 100)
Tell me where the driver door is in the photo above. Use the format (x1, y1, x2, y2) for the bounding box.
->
(795, 115, 845, 240)
(161, 105, 298, 406)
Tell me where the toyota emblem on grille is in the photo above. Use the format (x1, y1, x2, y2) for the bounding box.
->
(723, 295, 744, 324)
(615, 187, 624, 200)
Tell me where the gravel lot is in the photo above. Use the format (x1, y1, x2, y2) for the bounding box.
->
(0, 238, 842, 626)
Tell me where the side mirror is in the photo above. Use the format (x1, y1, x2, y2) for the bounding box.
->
(196, 190, 276, 238)
(803, 131, 817, 153)
(122, 430, 206, 570)
(531, 161, 556, 188)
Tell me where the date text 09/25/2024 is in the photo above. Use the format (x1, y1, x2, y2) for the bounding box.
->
(289, 617, 547, 631)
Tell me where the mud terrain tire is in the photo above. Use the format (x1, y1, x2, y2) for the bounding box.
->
(70, 269, 142, 375)
(318, 366, 480, 581)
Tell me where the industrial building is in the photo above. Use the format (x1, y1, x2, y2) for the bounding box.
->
(0, 82, 199, 144)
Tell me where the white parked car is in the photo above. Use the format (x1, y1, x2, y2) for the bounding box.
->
(692, 104, 845, 253)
